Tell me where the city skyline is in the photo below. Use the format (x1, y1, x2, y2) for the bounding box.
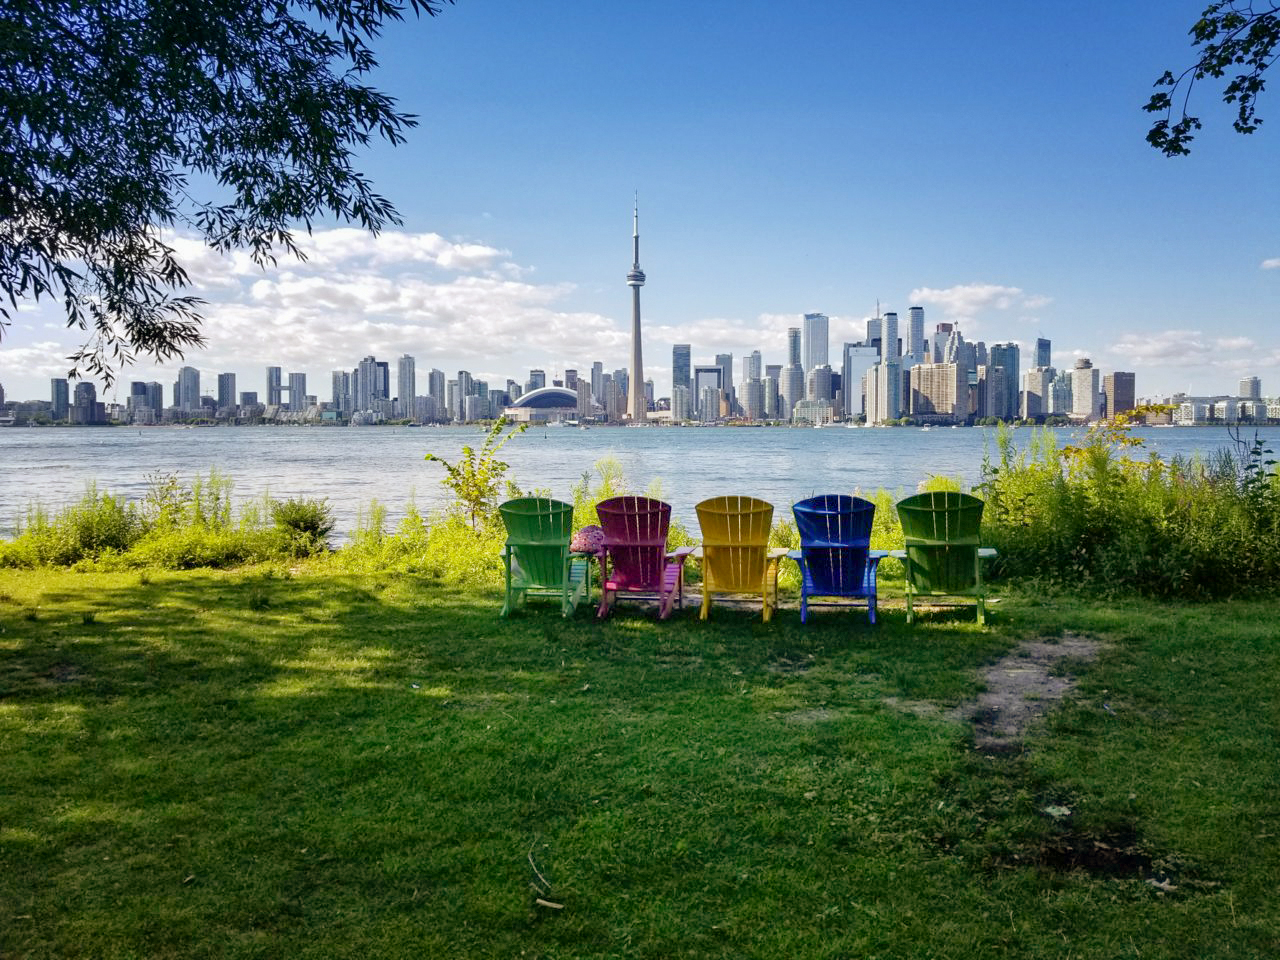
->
(0, 3, 1276, 401)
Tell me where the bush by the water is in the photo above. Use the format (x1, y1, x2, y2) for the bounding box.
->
(0, 473, 332, 570)
(980, 420, 1280, 599)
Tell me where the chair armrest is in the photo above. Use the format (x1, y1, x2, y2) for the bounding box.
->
(668, 546, 696, 563)
(766, 547, 789, 560)
(867, 552, 884, 571)
(888, 549, 907, 559)
(978, 547, 998, 559)
(691, 545, 705, 560)
(786, 549, 802, 561)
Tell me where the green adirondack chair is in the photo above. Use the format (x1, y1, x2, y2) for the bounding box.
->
(498, 497, 591, 617)
(891, 491, 997, 625)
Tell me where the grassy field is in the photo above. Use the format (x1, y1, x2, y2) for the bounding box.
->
(2, 567, 1278, 958)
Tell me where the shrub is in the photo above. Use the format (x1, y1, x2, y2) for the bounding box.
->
(270, 497, 336, 556)
(980, 418, 1280, 598)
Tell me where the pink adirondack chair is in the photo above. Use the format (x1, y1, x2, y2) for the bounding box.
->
(595, 496, 694, 619)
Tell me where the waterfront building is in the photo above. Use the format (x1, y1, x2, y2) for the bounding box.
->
(463, 394, 486, 422)
(1103, 371, 1136, 419)
(177, 366, 200, 412)
(287, 372, 306, 412)
(840, 344, 878, 419)
(353, 356, 381, 413)
(744, 350, 763, 383)
(625, 200, 647, 421)
(240, 391, 258, 407)
(909, 362, 965, 421)
(428, 369, 445, 411)
(526, 368, 546, 393)
(331, 371, 351, 415)
(802, 313, 829, 373)
(1035, 337, 1052, 370)
(781, 364, 805, 421)
(714, 354, 734, 413)
(1021, 367, 1055, 420)
(988, 342, 1020, 420)
(564, 369, 578, 391)
(806, 364, 833, 404)
(866, 361, 901, 424)
(761, 375, 780, 420)
(591, 361, 604, 403)
(145, 382, 163, 418)
(71, 381, 99, 424)
(506, 379, 521, 402)
(672, 344, 691, 397)
(446, 380, 459, 420)
(792, 399, 835, 425)
(577, 379, 594, 420)
(670, 384, 691, 421)
(51, 378, 69, 420)
(266, 366, 282, 407)
(907, 306, 926, 361)
(882, 313, 900, 360)
(1049, 370, 1073, 415)
(1240, 376, 1262, 400)
(786, 327, 802, 367)
(741, 379, 765, 421)
(397, 355, 415, 418)
(931, 323, 954, 363)
(1071, 358, 1101, 421)
(217, 373, 236, 412)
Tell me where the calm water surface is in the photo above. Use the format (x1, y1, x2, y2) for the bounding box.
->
(0, 424, 1258, 539)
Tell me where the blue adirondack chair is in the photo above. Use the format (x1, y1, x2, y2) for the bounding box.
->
(788, 494, 884, 624)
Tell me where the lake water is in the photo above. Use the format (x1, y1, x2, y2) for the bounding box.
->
(0, 423, 1262, 540)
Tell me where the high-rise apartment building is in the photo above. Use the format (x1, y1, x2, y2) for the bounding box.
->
(429, 369, 446, 412)
(178, 366, 200, 412)
(71, 381, 99, 424)
(802, 313, 829, 372)
(1103, 371, 1136, 419)
(266, 366, 282, 407)
(287, 373, 306, 412)
(1071, 358, 1101, 421)
(786, 327, 802, 367)
(909, 362, 965, 420)
(988, 343, 1020, 421)
(1035, 337, 1051, 369)
(354, 356, 379, 413)
(51, 378, 69, 420)
(332, 371, 352, 414)
(1240, 376, 1262, 399)
(527, 369, 546, 393)
(397, 355, 415, 416)
(672, 344, 691, 397)
(217, 373, 236, 411)
(907, 307, 925, 361)
(841, 344, 879, 419)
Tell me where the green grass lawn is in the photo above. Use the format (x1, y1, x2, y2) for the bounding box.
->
(2, 567, 1278, 958)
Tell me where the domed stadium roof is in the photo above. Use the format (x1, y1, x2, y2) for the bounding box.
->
(509, 387, 578, 409)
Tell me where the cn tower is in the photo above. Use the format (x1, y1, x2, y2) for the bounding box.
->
(626, 198, 646, 422)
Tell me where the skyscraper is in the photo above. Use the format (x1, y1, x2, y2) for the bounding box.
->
(907, 307, 925, 361)
(786, 327, 802, 367)
(1240, 376, 1262, 399)
(841, 343, 879, 419)
(672, 344, 691, 397)
(355, 356, 378, 412)
(178, 366, 200, 412)
(51, 378, 69, 420)
(397, 355, 415, 416)
(266, 366, 282, 407)
(287, 372, 306, 412)
(1071, 358, 1101, 421)
(988, 342, 1020, 421)
(1103, 371, 1136, 419)
(802, 313, 829, 372)
(217, 373, 236, 411)
(626, 199, 646, 422)
(1035, 337, 1052, 369)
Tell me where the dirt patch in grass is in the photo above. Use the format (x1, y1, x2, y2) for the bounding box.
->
(889, 633, 1103, 752)
(956, 632, 1102, 752)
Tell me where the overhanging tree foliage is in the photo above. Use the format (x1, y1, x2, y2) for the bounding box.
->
(0, 0, 453, 384)
(1146, 1, 1280, 156)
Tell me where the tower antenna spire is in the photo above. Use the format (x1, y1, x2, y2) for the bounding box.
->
(625, 195, 647, 422)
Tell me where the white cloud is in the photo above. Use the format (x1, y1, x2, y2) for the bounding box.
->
(1261, 258, 1280, 270)
(908, 283, 1050, 322)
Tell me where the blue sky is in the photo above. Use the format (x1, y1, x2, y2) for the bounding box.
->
(2, 0, 1277, 402)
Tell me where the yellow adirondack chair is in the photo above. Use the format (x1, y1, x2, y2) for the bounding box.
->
(694, 496, 787, 621)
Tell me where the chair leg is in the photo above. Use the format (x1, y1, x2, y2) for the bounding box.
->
(868, 591, 876, 625)
(905, 588, 914, 625)
(976, 595, 986, 626)
(700, 586, 710, 620)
